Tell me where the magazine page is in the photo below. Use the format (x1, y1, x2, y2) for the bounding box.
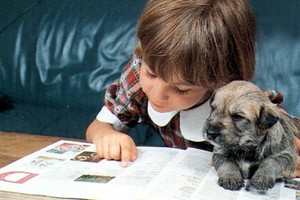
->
(0, 140, 183, 199)
(142, 148, 298, 200)
(141, 147, 213, 200)
(191, 169, 283, 200)
(1, 140, 299, 200)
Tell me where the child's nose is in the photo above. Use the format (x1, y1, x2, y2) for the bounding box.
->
(153, 81, 169, 101)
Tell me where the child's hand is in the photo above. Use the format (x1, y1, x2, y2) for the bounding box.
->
(94, 131, 138, 167)
(86, 119, 138, 167)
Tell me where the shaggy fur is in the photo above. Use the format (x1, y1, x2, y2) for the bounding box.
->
(203, 81, 300, 191)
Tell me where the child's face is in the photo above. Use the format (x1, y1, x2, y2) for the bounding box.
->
(140, 60, 209, 113)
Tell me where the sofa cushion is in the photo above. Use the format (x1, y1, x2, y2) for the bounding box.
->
(0, 0, 147, 111)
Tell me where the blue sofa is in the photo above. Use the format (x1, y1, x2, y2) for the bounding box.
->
(0, 0, 299, 145)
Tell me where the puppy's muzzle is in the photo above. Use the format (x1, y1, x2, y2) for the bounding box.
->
(206, 124, 221, 141)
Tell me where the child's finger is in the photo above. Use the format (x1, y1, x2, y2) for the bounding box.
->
(109, 144, 122, 160)
(102, 142, 112, 160)
(120, 144, 136, 167)
(130, 147, 138, 161)
(120, 152, 130, 167)
(95, 144, 104, 159)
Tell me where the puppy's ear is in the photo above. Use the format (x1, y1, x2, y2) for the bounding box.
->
(257, 106, 279, 130)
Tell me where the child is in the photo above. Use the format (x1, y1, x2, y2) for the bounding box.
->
(86, 0, 256, 167)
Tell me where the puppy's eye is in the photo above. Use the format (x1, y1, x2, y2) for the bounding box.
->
(231, 114, 244, 122)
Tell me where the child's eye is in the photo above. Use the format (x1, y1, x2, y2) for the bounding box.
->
(174, 87, 190, 95)
(146, 71, 157, 79)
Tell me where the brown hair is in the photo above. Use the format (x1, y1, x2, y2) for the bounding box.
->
(136, 0, 256, 90)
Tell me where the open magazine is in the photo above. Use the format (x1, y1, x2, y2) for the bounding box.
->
(0, 140, 299, 200)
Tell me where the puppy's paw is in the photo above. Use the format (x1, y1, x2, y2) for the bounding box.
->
(218, 175, 244, 190)
(247, 174, 276, 191)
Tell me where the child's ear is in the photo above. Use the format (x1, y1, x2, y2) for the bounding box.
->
(257, 105, 279, 130)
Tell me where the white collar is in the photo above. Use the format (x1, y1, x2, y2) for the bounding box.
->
(147, 102, 178, 126)
(179, 100, 211, 141)
(147, 100, 211, 142)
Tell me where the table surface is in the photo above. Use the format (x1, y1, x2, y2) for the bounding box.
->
(0, 131, 85, 199)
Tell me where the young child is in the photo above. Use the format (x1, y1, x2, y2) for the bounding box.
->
(86, 0, 256, 167)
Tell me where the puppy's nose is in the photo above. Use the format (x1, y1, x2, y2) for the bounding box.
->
(206, 126, 220, 140)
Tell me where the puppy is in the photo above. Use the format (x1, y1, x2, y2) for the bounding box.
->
(203, 81, 300, 191)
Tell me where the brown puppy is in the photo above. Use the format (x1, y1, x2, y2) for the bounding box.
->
(203, 81, 300, 191)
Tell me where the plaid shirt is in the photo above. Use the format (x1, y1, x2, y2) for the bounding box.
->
(264, 90, 300, 123)
(104, 55, 299, 151)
